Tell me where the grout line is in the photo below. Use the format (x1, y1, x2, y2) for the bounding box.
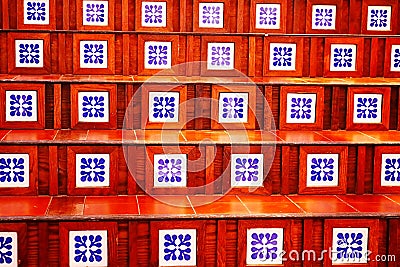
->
(383, 195, 400, 205)
(83, 196, 87, 215)
(44, 196, 53, 216)
(180, 131, 187, 142)
(186, 196, 196, 214)
(313, 131, 333, 142)
(1, 130, 12, 141)
(335, 195, 360, 212)
(358, 131, 379, 142)
(52, 130, 60, 141)
(84, 130, 89, 140)
(269, 130, 285, 142)
(136, 195, 141, 215)
(236, 195, 251, 214)
(284, 196, 307, 214)
(133, 130, 138, 141)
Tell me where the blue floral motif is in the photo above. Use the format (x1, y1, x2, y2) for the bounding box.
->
(9, 94, 33, 118)
(26, 1, 47, 21)
(73, 234, 103, 263)
(290, 97, 312, 120)
(202, 5, 220, 25)
(272, 46, 292, 67)
(144, 4, 163, 24)
(310, 157, 335, 181)
(210, 46, 231, 67)
(82, 95, 105, 118)
(333, 47, 353, 68)
(157, 158, 182, 183)
(79, 157, 106, 183)
(250, 232, 279, 261)
(85, 3, 105, 23)
(0, 236, 13, 264)
(18, 43, 41, 65)
(336, 232, 364, 260)
(222, 97, 244, 119)
(259, 7, 277, 26)
(83, 43, 104, 64)
(393, 48, 400, 68)
(147, 45, 168, 66)
(369, 9, 388, 28)
(0, 157, 25, 183)
(235, 158, 260, 182)
(384, 158, 400, 181)
(314, 8, 333, 27)
(152, 96, 176, 119)
(163, 234, 192, 262)
(356, 97, 378, 119)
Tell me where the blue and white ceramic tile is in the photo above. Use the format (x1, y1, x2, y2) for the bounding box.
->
(207, 42, 235, 70)
(311, 5, 336, 30)
(331, 227, 368, 264)
(218, 92, 249, 123)
(390, 45, 400, 72)
(79, 41, 108, 69)
(352, 93, 382, 124)
(77, 91, 109, 123)
(141, 1, 167, 27)
(15, 39, 44, 68)
(5, 90, 38, 122)
(144, 41, 172, 69)
(329, 44, 357, 72)
(69, 230, 108, 267)
(154, 154, 187, 188)
(286, 93, 317, 124)
(23, 0, 49, 25)
(159, 229, 196, 266)
(306, 153, 339, 187)
(0, 232, 18, 267)
(148, 91, 180, 123)
(367, 6, 391, 31)
(269, 43, 297, 71)
(75, 154, 110, 188)
(381, 154, 400, 187)
(0, 154, 30, 188)
(198, 2, 224, 28)
(231, 154, 263, 187)
(246, 228, 284, 265)
(255, 4, 281, 30)
(82, 0, 109, 26)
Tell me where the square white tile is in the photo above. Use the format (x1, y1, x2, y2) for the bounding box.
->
(159, 229, 196, 266)
(69, 230, 108, 267)
(381, 154, 400, 186)
(311, 5, 336, 30)
(246, 228, 284, 265)
(23, 0, 49, 25)
(330, 44, 357, 72)
(269, 43, 296, 71)
(15, 39, 44, 68)
(306, 153, 339, 187)
(144, 41, 172, 69)
(218, 92, 249, 123)
(148, 91, 180, 122)
(80, 40, 108, 69)
(331, 227, 369, 264)
(141, 1, 167, 27)
(286, 93, 317, 124)
(199, 2, 224, 28)
(82, 0, 109, 26)
(154, 154, 187, 187)
(5, 90, 38, 122)
(78, 91, 109, 123)
(0, 232, 18, 267)
(75, 154, 110, 188)
(231, 154, 263, 187)
(207, 42, 235, 70)
(390, 45, 400, 72)
(367, 6, 392, 31)
(0, 154, 30, 188)
(352, 93, 382, 124)
(255, 3, 281, 30)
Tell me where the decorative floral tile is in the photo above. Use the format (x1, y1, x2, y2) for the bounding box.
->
(367, 6, 391, 31)
(141, 1, 167, 27)
(306, 153, 339, 187)
(5, 91, 38, 122)
(286, 93, 317, 124)
(0, 154, 30, 188)
(255, 3, 281, 30)
(0, 232, 18, 267)
(159, 229, 197, 266)
(23, 0, 49, 25)
(69, 230, 108, 267)
(198, 2, 224, 28)
(144, 41, 172, 69)
(311, 5, 336, 30)
(82, 0, 109, 26)
(75, 154, 110, 188)
(218, 92, 249, 123)
(231, 154, 263, 187)
(331, 227, 369, 264)
(148, 91, 180, 122)
(79, 40, 108, 69)
(269, 43, 297, 71)
(207, 42, 235, 70)
(246, 228, 284, 265)
(15, 39, 44, 68)
(77, 91, 109, 123)
(380, 154, 400, 187)
(390, 45, 400, 72)
(352, 93, 382, 124)
(329, 44, 357, 72)
(153, 154, 187, 188)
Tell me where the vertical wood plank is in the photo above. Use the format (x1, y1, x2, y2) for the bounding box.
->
(58, 34, 66, 73)
(2, 0, 8, 29)
(293, 0, 306, 33)
(323, 86, 332, 130)
(123, 34, 130, 75)
(217, 220, 227, 266)
(0, 33, 7, 73)
(370, 38, 379, 77)
(349, 0, 362, 33)
(236, 0, 244, 32)
(49, 146, 59, 195)
(281, 146, 290, 194)
(356, 146, 366, 194)
(63, 0, 70, 29)
(179, 0, 187, 31)
(53, 84, 62, 129)
(38, 223, 49, 267)
(388, 219, 398, 267)
(205, 145, 215, 194)
(248, 37, 256, 77)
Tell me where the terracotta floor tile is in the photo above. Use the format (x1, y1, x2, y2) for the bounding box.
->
(86, 130, 125, 142)
(84, 196, 139, 215)
(133, 76, 178, 83)
(238, 195, 304, 214)
(338, 194, 389, 203)
(14, 74, 61, 81)
(85, 196, 138, 205)
(138, 196, 194, 215)
(0, 74, 18, 81)
(181, 130, 231, 144)
(53, 130, 88, 142)
(47, 196, 84, 216)
(386, 195, 400, 204)
(316, 131, 377, 144)
(2, 130, 58, 142)
(60, 75, 90, 81)
(135, 130, 185, 144)
(224, 131, 279, 144)
(0, 196, 51, 216)
(273, 131, 331, 144)
(288, 195, 357, 214)
(0, 130, 10, 141)
(360, 131, 400, 143)
(88, 75, 134, 82)
(189, 195, 249, 214)
(337, 195, 400, 213)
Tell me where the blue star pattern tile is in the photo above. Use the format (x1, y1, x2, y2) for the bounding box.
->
(306, 153, 339, 187)
(352, 93, 382, 124)
(231, 154, 264, 187)
(198, 2, 224, 28)
(286, 93, 317, 124)
(255, 4, 281, 30)
(75, 154, 110, 188)
(311, 5, 336, 30)
(159, 229, 196, 266)
(381, 154, 400, 187)
(0, 154, 30, 188)
(144, 41, 172, 69)
(390, 45, 400, 72)
(69, 230, 108, 267)
(0, 232, 18, 267)
(5, 90, 38, 122)
(154, 154, 187, 188)
(23, 0, 49, 25)
(149, 92, 180, 123)
(207, 43, 235, 70)
(367, 6, 391, 31)
(218, 92, 249, 123)
(79, 41, 108, 69)
(77, 91, 109, 123)
(269, 43, 297, 71)
(15, 39, 44, 68)
(246, 228, 284, 265)
(332, 228, 368, 264)
(141, 1, 167, 27)
(329, 44, 357, 72)
(82, 0, 109, 26)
